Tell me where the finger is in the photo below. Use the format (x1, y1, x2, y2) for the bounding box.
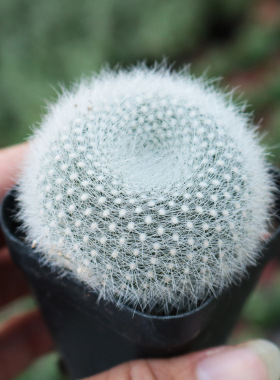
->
(85, 340, 280, 380)
(0, 309, 53, 380)
(0, 143, 28, 247)
(0, 143, 28, 200)
(0, 247, 30, 308)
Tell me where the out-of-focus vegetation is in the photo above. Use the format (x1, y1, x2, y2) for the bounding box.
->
(1, 0, 280, 159)
(0, 0, 280, 378)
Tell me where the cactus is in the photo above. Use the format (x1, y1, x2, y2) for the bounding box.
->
(17, 66, 274, 315)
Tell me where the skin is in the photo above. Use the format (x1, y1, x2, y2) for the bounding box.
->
(0, 145, 269, 380)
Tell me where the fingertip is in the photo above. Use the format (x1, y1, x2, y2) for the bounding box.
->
(196, 340, 280, 380)
(0, 143, 28, 200)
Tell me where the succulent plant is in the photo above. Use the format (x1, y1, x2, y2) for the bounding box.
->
(17, 66, 274, 315)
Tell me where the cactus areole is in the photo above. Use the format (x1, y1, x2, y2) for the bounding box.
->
(1, 66, 279, 378)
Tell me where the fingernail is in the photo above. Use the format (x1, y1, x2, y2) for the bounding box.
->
(240, 340, 280, 380)
(196, 339, 280, 380)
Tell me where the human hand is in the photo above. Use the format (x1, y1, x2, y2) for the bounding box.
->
(1, 145, 280, 380)
(84, 340, 280, 380)
(0, 144, 53, 380)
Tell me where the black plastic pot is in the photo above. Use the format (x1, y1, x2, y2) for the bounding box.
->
(1, 186, 280, 379)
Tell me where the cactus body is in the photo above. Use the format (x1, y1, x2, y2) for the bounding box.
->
(18, 67, 273, 315)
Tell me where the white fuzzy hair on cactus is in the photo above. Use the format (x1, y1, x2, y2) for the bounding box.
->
(18, 65, 274, 315)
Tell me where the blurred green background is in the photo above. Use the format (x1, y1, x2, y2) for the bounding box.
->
(0, 0, 280, 378)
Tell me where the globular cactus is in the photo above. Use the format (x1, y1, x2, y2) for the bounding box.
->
(18, 66, 274, 315)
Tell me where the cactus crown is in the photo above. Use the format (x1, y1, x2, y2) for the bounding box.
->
(18, 66, 273, 315)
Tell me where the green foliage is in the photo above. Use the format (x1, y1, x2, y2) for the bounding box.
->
(15, 354, 66, 380)
(243, 273, 280, 328)
(0, 0, 260, 148)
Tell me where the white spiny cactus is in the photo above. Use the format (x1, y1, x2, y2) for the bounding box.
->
(18, 66, 274, 315)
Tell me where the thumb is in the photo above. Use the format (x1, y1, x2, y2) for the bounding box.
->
(84, 339, 280, 380)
